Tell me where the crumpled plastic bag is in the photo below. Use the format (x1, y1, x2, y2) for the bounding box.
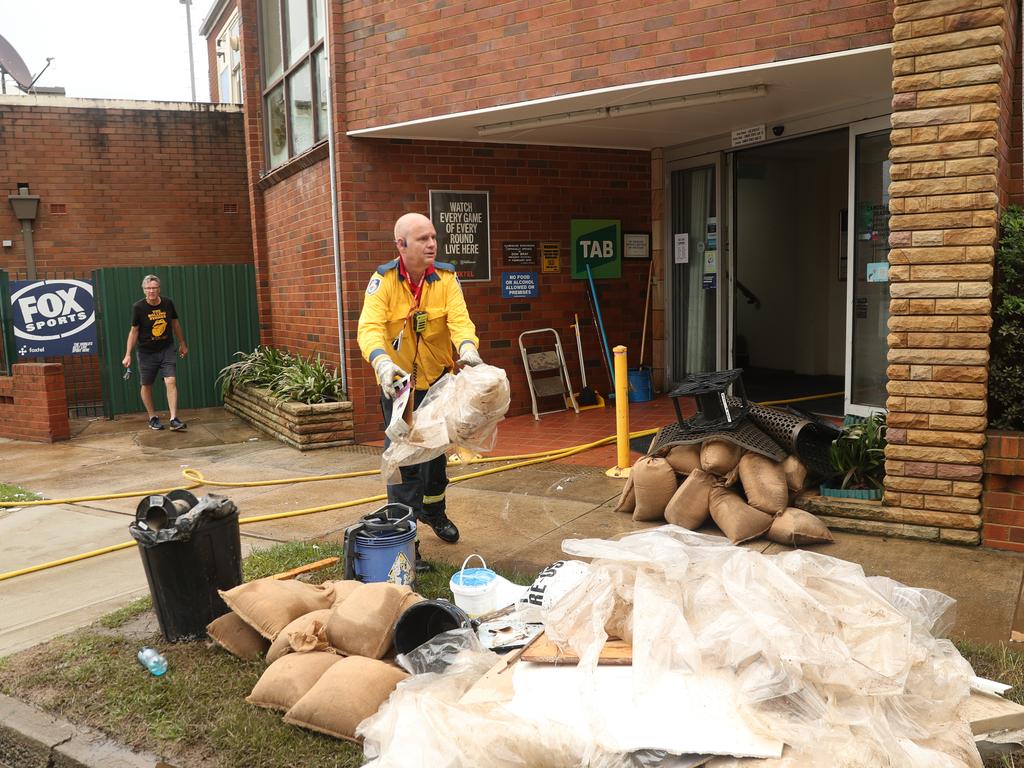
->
(381, 363, 510, 483)
(543, 526, 981, 768)
(128, 494, 237, 547)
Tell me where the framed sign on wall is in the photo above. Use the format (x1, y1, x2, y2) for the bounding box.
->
(429, 190, 491, 281)
(623, 232, 650, 259)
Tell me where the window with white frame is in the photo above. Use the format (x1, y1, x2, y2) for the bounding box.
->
(260, 0, 327, 169)
(216, 11, 243, 104)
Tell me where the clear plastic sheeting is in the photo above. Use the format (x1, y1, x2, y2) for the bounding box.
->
(360, 641, 589, 767)
(395, 627, 484, 675)
(548, 526, 981, 768)
(381, 364, 510, 483)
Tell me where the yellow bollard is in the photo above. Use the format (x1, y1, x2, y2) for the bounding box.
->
(606, 345, 631, 478)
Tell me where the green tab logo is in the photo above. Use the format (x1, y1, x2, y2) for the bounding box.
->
(571, 219, 621, 279)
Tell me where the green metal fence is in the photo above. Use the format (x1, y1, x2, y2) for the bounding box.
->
(94, 265, 260, 416)
(0, 271, 11, 375)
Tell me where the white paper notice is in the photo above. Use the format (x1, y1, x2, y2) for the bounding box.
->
(674, 233, 689, 264)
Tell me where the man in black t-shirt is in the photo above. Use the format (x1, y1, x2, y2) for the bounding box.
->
(122, 274, 189, 431)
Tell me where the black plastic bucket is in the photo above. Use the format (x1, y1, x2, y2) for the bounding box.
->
(136, 510, 242, 642)
(393, 599, 472, 655)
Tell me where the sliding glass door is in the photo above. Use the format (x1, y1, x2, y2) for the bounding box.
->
(668, 156, 723, 384)
(845, 117, 892, 415)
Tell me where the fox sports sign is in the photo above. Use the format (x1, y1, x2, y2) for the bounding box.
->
(11, 279, 98, 357)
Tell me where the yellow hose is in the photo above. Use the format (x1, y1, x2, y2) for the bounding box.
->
(0, 429, 657, 582)
(0, 387, 839, 582)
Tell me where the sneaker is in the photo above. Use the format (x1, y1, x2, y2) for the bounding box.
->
(148, 416, 164, 430)
(169, 418, 187, 431)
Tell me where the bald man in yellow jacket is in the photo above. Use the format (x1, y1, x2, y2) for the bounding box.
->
(357, 212, 482, 544)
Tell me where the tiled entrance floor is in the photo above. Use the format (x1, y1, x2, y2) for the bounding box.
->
(366, 395, 691, 469)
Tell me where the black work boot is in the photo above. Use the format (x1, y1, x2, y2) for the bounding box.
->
(414, 539, 432, 573)
(421, 513, 459, 544)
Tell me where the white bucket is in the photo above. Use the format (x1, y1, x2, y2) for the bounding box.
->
(449, 554, 498, 618)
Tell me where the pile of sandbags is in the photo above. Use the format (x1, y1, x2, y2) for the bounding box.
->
(614, 440, 832, 546)
(206, 577, 420, 743)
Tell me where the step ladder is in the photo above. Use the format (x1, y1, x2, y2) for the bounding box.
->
(518, 328, 580, 420)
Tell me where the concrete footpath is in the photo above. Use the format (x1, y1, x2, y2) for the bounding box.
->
(1, 405, 1024, 765)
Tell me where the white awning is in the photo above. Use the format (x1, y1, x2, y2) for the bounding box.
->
(348, 45, 892, 150)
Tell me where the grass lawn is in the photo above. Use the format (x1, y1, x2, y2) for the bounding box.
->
(0, 482, 41, 503)
(0, 540, 511, 768)
(0, 539, 1022, 767)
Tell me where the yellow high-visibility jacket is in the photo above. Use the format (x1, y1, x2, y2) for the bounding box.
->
(357, 259, 478, 390)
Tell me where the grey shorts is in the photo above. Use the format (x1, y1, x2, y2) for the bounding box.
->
(137, 346, 177, 386)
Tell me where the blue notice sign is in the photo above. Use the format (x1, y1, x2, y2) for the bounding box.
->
(502, 272, 538, 299)
(11, 279, 98, 357)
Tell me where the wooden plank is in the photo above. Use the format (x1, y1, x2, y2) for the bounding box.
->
(964, 691, 1024, 736)
(520, 631, 633, 665)
(271, 557, 340, 580)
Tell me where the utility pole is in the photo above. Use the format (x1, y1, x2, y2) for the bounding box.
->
(180, 0, 196, 102)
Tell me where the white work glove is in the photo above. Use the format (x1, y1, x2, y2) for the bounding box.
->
(457, 342, 483, 367)
(373, 355, 408, 399)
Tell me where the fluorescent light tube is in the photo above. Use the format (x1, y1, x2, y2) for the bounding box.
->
(475, 84, 768, 137)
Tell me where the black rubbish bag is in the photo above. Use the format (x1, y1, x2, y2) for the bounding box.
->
(129, 493, 242, 642)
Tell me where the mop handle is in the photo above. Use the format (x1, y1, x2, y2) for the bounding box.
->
(639, 259, 653, 366)
(586, 263, 614, 385)
(573, 312, 588, 387)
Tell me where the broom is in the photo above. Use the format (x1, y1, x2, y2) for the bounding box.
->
(572, 312, 598, 406)
(638, 259, 653, 370)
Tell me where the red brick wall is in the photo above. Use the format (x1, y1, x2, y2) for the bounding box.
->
(0, 364, 69, 442)
(336, 138, 652, 440)
(247, 137, 651, 441)
(261, 159, 337, 355)
(982, 431, 1024, 549)
(1009, 0, 1023, 206)
(341, 0, 893, 129)
(996, 0, 1021, 206)
(0, 102, 252, 276)
(205, 0, 241, 101)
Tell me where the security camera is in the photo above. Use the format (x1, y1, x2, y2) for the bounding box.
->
(771, 125, 785, 137)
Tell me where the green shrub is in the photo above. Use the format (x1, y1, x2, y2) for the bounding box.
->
(990, 205, 1024, 430)
(217, 346, 346, 404)
(829, 413, 887, 490)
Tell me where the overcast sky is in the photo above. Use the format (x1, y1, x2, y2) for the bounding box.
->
(2, 1, 217, 102)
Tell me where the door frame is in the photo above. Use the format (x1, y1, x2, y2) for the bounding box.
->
(844, 115, 892, 417)
(663, 151, 728, 390)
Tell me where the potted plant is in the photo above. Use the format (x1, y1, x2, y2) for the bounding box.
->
(820, 413, 887, 500)
(218, 346, 353, 450)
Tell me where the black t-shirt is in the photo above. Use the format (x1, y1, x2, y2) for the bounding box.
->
(132, 298, 178, 352)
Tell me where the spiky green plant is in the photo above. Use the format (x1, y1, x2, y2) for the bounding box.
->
(217, 346, 345, 404)
(270, 355, 346, 404)
(829, 413, 887, 490)
(990, 205, 1024, 429)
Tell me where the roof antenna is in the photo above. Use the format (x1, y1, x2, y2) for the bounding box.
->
(29, 57, 55, 91)
(0, 33, 65, 95)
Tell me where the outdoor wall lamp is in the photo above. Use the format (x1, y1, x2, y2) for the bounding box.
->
(8, 182, 40, 279)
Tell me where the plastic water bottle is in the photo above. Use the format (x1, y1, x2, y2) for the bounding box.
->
(137, 646, 167, 676)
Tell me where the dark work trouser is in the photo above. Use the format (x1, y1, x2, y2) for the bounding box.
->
(380, 390, 449, 525)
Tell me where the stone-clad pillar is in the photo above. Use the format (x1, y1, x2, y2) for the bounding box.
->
(884, 0, 1016, 544)
(651, 148, 666, 392)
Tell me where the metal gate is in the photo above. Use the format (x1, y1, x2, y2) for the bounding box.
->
(95, 264, 260, 417)
(1, 268, 105, 415)
(0, 270, 12, 375)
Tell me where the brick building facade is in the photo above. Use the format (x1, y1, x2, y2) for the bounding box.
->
(200, 0, 1023, 547)
(0, 96, 253, 429)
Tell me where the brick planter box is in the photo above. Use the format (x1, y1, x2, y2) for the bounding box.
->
(223, 384, 354, 451)
(982, 431, 1024, 551)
